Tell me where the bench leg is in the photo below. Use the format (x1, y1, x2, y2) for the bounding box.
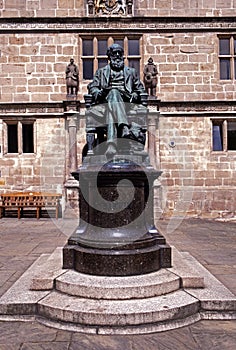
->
(0, 207, 2, 219)
(17, 207, 21, 220)
(56, 206, 58, 219)
(36, 207, 40, 220)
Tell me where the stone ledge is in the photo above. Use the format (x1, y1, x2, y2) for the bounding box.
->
(30, 247, 66, 291)
(168, 247, 205, 288)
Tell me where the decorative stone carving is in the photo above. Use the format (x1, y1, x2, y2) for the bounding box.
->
(143, 57, 158, 98)
(87, 0, 133, 16)
(65, 58, 79, 96)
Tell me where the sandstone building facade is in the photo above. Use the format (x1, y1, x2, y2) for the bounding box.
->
(0, 1, 236, 219)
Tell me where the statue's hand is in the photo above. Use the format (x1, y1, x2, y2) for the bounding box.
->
(94, 90, 104, 102)
(130, 92, 139, 103)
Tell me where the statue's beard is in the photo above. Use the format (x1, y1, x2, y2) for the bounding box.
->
(110, 58, 124, 71)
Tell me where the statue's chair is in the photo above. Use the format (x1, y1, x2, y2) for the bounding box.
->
(84, 93, 149, 156)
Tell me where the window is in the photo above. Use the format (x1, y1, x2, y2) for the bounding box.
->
(212, 119, 236, 151)
(22, 123, 34, 153)
(81, 36, 141, 79)
(5, 121, 34, 154)
(7, 124, 18, 153)
(219, 36, 236, 80)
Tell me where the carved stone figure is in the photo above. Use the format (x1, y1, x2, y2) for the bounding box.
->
(143, 57, 158, 97)
(86, 43, 147, 157)
(94, 0, 127, 15)
(65, 58, 79, 96)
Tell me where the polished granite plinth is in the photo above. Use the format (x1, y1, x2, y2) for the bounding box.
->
(63, 157, 171, 276)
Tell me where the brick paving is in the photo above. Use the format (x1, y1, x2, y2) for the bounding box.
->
(0, 217, 235, 349)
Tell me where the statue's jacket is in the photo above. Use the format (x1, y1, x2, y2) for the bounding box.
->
(88, 64, 145, 99)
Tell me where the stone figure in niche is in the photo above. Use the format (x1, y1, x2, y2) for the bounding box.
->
(65, 58, 79, 96)
(143, 57, 158, 97)
(86, 43, 147, 157)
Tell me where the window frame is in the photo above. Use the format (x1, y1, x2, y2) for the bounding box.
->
(212, 118, 236, 152)
(80, 35, 142, 80)
(218, 35, 236, 80)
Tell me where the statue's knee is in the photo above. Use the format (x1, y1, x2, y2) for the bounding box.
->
(107, 89, 122, 102)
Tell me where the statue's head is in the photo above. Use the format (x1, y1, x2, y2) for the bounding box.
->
(148, 57, 153, 64)
(70, 58, 74, 64)
(107, 44, 124, 71)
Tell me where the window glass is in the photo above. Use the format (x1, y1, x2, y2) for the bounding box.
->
(83, 39, 93, 56)
(22, 124, 34, 153)
(212, 122, 223, 151)
(227, 122, 236, 150)
(219, 38, 230, 55)
(98, 58, 108, 69)
(83, 58, 94, 79)
(220, 58, 231, 79)
(113, 39, 124, 48)
(128, 39, 140, 56)
(7, 124, 18, 153)
(128, 58, 140, 75)
(234, 38, 236, 55)
(98, 39, 108, 56)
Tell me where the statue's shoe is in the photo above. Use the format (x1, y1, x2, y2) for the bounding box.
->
(105, 143, 117, 158)
(121, 125, 131, 138)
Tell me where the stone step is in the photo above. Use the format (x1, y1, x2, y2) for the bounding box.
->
(30, 247, 65, 291)
(30, 246, 204, 293)
(37, 289, 199, 327)
(55, 268, 180, 300)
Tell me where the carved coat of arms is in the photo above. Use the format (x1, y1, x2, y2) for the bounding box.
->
(94, 0, 127, 15)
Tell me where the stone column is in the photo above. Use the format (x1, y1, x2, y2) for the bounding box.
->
(147, 101, 163, 222)
(64, 109, 80, 218)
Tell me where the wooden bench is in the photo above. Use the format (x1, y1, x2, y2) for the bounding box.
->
(0, 192, 62, 219)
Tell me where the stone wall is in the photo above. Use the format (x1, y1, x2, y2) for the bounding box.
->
(0, 117, 66, 193)
(143, 32, 236, 102)
(1, 32, 235, 103)
(0, 7, 235, 218)
(0, 0, 236, 17)
(0, 33, 79, 103)
(136, 0, 236, 17)
(0, 0, 85, 17)
(158, 115, 236, 218)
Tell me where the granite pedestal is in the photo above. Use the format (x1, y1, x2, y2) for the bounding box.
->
(63, 155, 171, 276)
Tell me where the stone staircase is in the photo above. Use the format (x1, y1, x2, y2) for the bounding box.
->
(0, 247, 235, 334)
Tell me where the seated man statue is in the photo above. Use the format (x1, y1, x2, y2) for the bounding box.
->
(87, 43, 147, 157)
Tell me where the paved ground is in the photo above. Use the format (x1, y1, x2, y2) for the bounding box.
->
(0, 216, 235, 349)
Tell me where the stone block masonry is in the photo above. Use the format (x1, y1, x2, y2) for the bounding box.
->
(159, 116, 236, 218)
(1, 0, 236, 17)
(143, 33, 236, 102)
(0, 118, 66, 194)
(0, 33, 79, 103)
(0, 32, 236, 103)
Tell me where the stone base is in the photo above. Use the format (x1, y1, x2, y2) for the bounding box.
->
(0, 246, 235, 335)
(63, 237, 171, 276)
(64, 159, 171, 276)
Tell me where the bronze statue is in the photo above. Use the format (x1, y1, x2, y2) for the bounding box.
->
(87, 43, 146, 156)
(65, 58, 79, 96)
(143, 57, 158, 97)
